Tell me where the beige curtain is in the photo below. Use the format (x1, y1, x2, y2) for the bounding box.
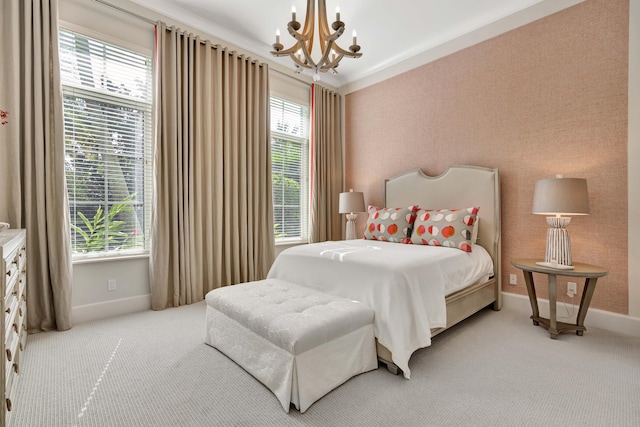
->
(151, 23, 274, 310)
(310, 84, 344, 243)
(0, 0, 73, 331)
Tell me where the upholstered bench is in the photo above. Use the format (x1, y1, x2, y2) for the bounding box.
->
(204, 279, 377, 413)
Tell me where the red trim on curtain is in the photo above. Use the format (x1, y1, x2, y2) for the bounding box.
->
(309, 83, 316, 215)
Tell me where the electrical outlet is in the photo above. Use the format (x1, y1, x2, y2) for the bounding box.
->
(108, 279, 117, 292)
(509, 274, 517, 285)
(567, 282, 577, 297)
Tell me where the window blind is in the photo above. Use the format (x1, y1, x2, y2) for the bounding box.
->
(59, 28, 152, 255)
(270, 97, 310, 242)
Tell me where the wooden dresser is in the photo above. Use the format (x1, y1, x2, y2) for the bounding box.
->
(0, 230, 27, 426)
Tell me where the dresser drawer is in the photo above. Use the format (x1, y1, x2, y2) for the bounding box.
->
(19, 321, 27, 353)
(4, 357, 17, 414)
(4, 305, 22, 365)
(4, 297, 20, 349)
(4, 263, 19, 305)
(6, 291, 26, 364)
(3, 278, 20, 330)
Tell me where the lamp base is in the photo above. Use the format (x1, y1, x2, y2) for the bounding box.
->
(345, 213, 358, 240)
(535, 261, 575, 270)
(545, 216, 572, 266)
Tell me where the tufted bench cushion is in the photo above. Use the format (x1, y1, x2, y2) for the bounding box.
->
(204, 279, 377, 413)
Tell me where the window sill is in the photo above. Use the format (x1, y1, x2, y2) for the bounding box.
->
(72, 251, 150, 265)
(275, 239, 308, 247)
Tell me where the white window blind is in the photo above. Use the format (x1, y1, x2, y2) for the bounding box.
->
(59, 28, 152, 256)
(270, 97, 309, 242)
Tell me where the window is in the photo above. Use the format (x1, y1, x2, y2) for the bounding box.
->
(270, 97, 310, 242)
(59, 29, 152, 256)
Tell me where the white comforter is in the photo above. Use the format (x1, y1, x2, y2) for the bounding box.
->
(267, 240, 494, 379)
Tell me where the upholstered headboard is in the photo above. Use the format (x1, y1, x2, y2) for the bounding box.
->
(384, 165, 501, 298)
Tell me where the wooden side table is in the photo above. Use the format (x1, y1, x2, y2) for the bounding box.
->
(511, 259, 608, 339)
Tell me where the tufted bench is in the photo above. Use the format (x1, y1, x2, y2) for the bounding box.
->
(204, 279, 377, 413)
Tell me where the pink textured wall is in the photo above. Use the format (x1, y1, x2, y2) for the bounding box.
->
(344, 0, 629, 314)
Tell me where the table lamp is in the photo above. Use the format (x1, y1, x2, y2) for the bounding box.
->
(532, 176, 589, 268)
(339, 189, 365, 240)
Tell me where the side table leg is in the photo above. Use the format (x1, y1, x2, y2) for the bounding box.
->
(548, 274, 558, 339)
(576, 278, 598, 336)
(523, 271, 539, 325)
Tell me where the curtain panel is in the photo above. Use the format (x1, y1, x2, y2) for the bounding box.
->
(0, 0, 73, 331)
(310, 84, 344, 243)
(151, 23, 275, 310)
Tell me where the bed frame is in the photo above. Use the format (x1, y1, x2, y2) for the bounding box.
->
(377, 165, 502, 374)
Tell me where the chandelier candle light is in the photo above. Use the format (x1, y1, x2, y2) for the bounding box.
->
(271, 0, 362, 81)
(532, 175, 590, 269)
(339, 189, 365, 240)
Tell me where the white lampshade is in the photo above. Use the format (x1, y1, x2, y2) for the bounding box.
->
(532, 177, 589, 267)
(532, 178, 590, 216)
(339, 190, 365, 214)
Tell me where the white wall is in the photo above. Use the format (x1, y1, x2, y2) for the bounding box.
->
(71, 257, 151, 323)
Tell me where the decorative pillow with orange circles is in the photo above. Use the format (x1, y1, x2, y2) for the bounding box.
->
(363, 205, 419, 243)
(410, 207, 479, 252)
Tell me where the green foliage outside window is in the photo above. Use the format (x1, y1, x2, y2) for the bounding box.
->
(70, 194, 137, 253)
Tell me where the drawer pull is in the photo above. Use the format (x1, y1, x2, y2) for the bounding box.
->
(5, 307, 10, 314)
(12, 289, 18, 296)
(13, 362, 19, 374)
(6, 270, 11, 277)
(6, 349, 11, 362)
(18, 307, 23, 317)
(12, 323, 18, 334)
(6, 398, 11, 412)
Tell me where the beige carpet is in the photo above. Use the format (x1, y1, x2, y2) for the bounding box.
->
(8, 301, 640, 426)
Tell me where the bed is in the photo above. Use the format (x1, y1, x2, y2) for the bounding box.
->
(267, 165, 501, 378)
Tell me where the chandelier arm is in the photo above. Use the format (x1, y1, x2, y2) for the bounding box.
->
(330, 43, 363, 58)
(273, 38, 318, 69)
(271, 39, 300, 56)
(317, 0, 331, 38)
(286, 17, 317, 68)
(320, 52, 345, 70)
(287, 21, 313, 44)
(302, 0, 316, 56)
(315, 38, 339, 69)
(298, 43, 318, 69)
(290, 53, 313, 69)
(270, 47, 314, 70)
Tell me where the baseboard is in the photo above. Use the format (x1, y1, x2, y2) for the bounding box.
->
(502, 292, 640, 338)
(72, 294, 152, 325)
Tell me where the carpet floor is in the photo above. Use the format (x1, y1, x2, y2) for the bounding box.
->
(8, 301, 640, 426)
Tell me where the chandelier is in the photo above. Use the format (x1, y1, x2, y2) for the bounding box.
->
(271, 0, 362, 81)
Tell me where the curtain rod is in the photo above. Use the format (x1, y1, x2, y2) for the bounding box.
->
(89, 0, 259, 65)
(92, 0, 156, 25)
(91, 0, 313, 82)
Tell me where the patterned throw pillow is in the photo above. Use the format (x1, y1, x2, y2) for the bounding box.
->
(410, 207, 480, 252)
(363, 205, 419, 242)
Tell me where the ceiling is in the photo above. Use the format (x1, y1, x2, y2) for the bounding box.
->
(127, 0, 583, 89)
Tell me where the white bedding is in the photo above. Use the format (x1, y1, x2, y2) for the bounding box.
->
(267, 240, 494, 379)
